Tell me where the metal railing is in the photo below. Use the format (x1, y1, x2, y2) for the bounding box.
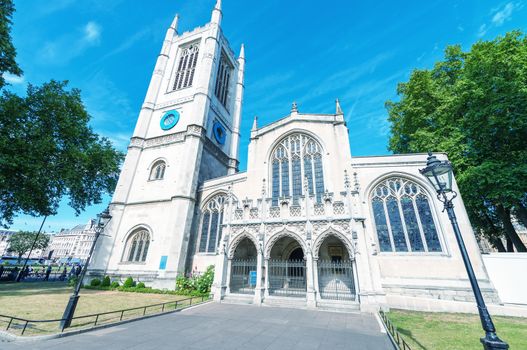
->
(317, 259, 356, 301)
(0, 267, 70, 282)
(379, 310, 413, 350)
(0, 294, 212, 336)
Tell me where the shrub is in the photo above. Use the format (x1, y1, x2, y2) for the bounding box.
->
(90, 278, 101, 287)
(136, 282, 146, 289)
(68, 276, 79, 287)
(101, 276, 111, 287)
(175, 265, 214, 295)
(123, 276, 135, 288)
(110, 281, 120, 288)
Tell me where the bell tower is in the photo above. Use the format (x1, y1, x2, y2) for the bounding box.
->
(90, 0, 245, 288)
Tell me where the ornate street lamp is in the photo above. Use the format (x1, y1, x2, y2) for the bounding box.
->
(60, 206, 112, 329)
(420, 153, 508, 350)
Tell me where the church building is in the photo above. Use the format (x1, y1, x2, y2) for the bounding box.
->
(90, 1, 500, 313)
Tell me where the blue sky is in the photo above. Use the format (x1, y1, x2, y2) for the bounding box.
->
(4, 0, 527, 233)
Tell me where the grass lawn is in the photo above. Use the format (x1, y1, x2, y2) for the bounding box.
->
(387, 309, 527, 350)
(0, 282, 197, 335)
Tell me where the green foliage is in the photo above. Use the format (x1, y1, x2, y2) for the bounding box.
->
(0, 0, 22, 90)
(136, 282, 146, 289)
(0, 80, 124, 227)
(101, 276, 111, 287)
(110, 281, 120, 288)
(123, 277, 135, 288)
(7, 231, 50, 261)
(68, 276, 79, 287)
(386, 31, 527, 250)
(90, 278, 101, 287)
(175, 265, 214, 295)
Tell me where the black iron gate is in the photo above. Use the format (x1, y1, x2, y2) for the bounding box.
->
(317, 260, 356, 301)
(268, 259, 306, 297)
(230, 259, 257, 294)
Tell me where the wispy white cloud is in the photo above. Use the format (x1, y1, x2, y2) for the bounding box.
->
(38, 21, 103, 64)
(100, 27, 152, 61)
(492, 2, 517, 25)
(478, 2, 523, 37)
(3, 73, 25, 85)
(84, 22, 102, 43)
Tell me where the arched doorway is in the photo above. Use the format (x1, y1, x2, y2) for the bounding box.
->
(268, 236, 306, 297)
(316, 235, 356, 301)
(230, 237, 257, 294)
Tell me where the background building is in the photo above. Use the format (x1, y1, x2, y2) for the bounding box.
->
(47, 220, 96, 263)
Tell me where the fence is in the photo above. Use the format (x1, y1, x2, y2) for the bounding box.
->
(378, 310, 413, 350)
(268, 259, 306, 297)
(0, 267, 70, 282)
(0, 294, 212, 337)
(317, 259, 356, 301)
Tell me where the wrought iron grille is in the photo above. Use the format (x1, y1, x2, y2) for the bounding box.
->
(230, 259, 257, 294)
(317, 260, 356, 301)
(268, 259, 306, 297)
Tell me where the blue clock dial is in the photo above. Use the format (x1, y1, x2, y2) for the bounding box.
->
(213, 121, 226, 145)
(160, 110, 180, 130)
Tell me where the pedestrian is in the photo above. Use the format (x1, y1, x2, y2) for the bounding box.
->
(45, 265, 52, 281)
(23, 265, 30, 280)
(0, 264, 4, 280)
(60, 266, 67, 281)
(75, 264, 82, 277)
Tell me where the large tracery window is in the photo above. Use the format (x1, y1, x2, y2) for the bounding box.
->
(214, 53, 232, 108)
(198, 194, 226, 253)
(173, 44, 199, 90)
(371, 177, 442, 253)
(123, 229, 150, 263)
(271, 133, 325, 206)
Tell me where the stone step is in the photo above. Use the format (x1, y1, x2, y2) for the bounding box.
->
(263, 296, 308, 309)
(222, 293, 254, 305)
(316, 299, 361, 313)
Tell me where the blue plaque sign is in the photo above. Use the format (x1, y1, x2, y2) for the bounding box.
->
(159, 255, 168, 270)
(249, 270, 257, 286)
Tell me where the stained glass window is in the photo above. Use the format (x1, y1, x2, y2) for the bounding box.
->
(123, 230, 150, 263)
(198, 194, 226, 253)
(371, 177, 442, 253)
(270, 133, 325, 205)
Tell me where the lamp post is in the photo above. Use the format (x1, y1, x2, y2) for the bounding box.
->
(60, 206, 112, 330)
(419, 153, 508, 350)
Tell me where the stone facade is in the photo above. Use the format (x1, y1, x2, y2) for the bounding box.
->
(89, 1, 501, 313)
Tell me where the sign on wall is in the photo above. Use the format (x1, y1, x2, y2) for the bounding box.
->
(159, 256, 168, 270)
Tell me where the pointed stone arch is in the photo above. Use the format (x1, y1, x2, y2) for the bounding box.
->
(313, 226, 355, 260)
(227, 230, 259, 259)
(264, 228, 307, 259)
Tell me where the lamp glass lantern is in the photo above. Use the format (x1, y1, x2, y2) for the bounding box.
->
(97, 207, 112, 229)
(420, 153, 453, 193)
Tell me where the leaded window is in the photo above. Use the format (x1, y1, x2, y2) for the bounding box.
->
(271, 133, 325, 206)
(123, 229, 150, 263)
(173, 44, 199, 90)
(149, 160, 166, 180)
(198, 194, 226, 253)
(214, 53, 232, 108)
(371, 177, 442, 253)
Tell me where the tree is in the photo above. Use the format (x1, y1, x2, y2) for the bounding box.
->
(0, 80, 124, 226)
(7, 231, 49, 262)
(0, 0, 23, 89)
(386, 31, 527, 252)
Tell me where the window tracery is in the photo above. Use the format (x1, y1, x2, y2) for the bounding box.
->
(123, 229, 150, 263)
(271, 133, 325, 205)
(173, 44, 199, 90)
(198, 193, 226, 253)
(371, 177, 442, 253)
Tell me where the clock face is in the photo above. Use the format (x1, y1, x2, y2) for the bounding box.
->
(213, 121, 226, 145)
(160, 110, 180, 130)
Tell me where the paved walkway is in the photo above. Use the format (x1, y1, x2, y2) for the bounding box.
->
(3, 303, 393, 350)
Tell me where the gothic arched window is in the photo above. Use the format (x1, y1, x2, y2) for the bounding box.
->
(173, 43, 199, 90)
(371, 177, 442, 253)
(214, 53, 232, 107)
(123, 229, 150, 263)
(271, 133, 325, 206)
(149, 160, 166, 180)
(198, 193, 226, 253)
